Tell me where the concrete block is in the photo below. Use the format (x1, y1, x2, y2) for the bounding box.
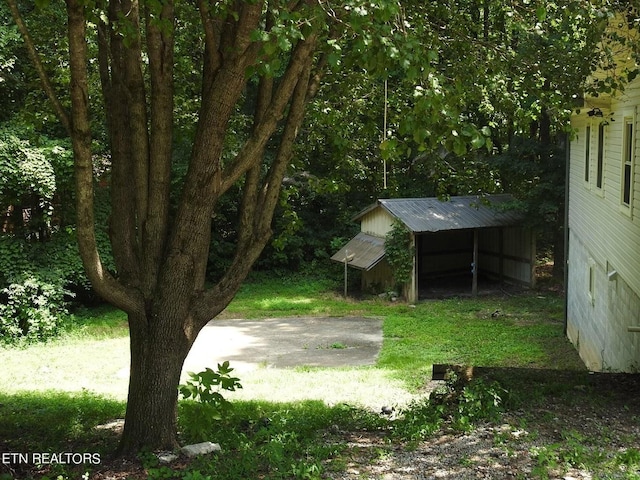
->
(181, 441, 222, 458)
(157, 452, 179, 464)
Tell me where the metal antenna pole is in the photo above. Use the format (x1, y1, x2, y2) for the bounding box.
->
(383, 78, 388, 190)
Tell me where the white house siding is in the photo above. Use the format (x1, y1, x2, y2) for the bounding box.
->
(567, 233, 640, 371)
(568, 79, 640, 371)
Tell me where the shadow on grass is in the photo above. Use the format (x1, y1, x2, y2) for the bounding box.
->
(473, 366, 640, 409)
(0, 390, 124, 479)
(3, 368, 639, 480)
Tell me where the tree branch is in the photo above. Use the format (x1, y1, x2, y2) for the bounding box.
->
(257, 53, 314, 231)
(220, 33, 319, 194)
(97, 7, 141, 286)
(143, 0, 174, 294)
(198, 0, 222, 95)
(66, 0, 144, 316)
(120, 0, 151, 241)
(191, 36, 318, 329)
(165, 4, 267, 280)
(6, 0, 71, 135)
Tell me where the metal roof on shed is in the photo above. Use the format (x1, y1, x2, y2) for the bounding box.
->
(330, 232, 386, 271)
(356, 194, 523, 233)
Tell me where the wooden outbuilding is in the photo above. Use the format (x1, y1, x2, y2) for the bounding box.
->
(331, 194, 536, 302)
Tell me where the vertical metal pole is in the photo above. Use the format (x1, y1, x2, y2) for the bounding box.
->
(563, 132, 571, 335)
(383, 79, 388, 190)
(344, 249, 348, 298)
(472, 230, 478, 297)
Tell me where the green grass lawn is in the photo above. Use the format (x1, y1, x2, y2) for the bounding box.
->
(0, 275, 582, 399)
(0, 273, 591, 480)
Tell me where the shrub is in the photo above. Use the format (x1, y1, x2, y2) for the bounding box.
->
(392, 376, 507, 442)
(384, 219, 414, 290)
(0, 229, 100, 344)
(0, 275, 70, 344)
(452, 378, 507, 431)
(179, 361, 243, 442)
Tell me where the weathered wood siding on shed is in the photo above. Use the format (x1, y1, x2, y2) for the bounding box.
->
(358, 208, 397, 294)
(360, 208, 395, 237)
(362, 258, 395, 293)
(568, 75, 640, 371)
(479, 227, 535, 286)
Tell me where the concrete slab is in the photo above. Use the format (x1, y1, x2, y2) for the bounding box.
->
(183, 316, 383, 374)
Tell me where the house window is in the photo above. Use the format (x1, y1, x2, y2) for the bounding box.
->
(585, 125, 591, 183)
(622, 119, 634, 207)
(596, 123, 604, 189)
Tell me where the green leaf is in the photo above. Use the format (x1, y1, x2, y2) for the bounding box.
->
(471, 135, 485, 149)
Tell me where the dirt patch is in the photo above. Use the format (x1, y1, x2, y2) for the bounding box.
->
(183, 316, 384, 373)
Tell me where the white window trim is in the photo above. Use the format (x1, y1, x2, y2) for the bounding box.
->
(620, 113, 635, 216)
(595, 121, 605, 195)
(584, 123, 591, 187)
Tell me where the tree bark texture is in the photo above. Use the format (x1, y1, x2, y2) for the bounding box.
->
(51, 0, 326, 454)
(117, 311, 194, 454)
(8, 0, 332, 453)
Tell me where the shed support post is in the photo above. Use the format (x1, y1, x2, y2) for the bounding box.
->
(499, 228, 504, 283)
(530, 229, 537, 288)
(344, 249, 348, 298)
(472, 229, 478, 297)
(408, 232, 418, 303)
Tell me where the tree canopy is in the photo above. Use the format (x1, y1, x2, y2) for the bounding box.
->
(3, 0, 638, 454)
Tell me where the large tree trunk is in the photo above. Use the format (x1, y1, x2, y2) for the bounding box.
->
(118, 311, 194, 454)
(14, 0, 326, 456)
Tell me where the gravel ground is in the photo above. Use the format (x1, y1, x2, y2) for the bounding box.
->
(8, 369, 634, 480)
(331, 422, 597, 479)
(326, 371, 640, 480)
(7, 368, 638, 480)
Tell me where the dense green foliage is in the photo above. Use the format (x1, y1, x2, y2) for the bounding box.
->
(384, 219, 413, 288)
(0, 124, 114, 343)
(0, 127, 79, 343)
(1, 1, 638, 337)
(0, 275, 68, 343)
